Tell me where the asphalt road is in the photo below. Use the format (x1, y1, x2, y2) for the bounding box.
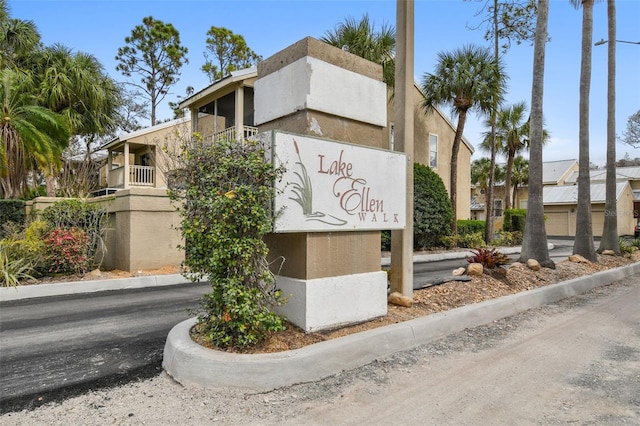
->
(0, 239, 576, 413)
(0, 282, 210, 412)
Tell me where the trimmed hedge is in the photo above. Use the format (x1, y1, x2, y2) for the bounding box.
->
(503, 208, 527, 232)
(457, 219, 485, 236)
(0, 200, 25, 235)
(413, 163, 453, 249)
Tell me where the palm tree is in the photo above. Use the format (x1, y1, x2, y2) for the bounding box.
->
(0, 4, 41, 70)
(519, 0, 553, 267)
(480, 102, 550, 210)
(34, 45, 120, 194)
(571, 0, 599, 261)
(598, 0, 619, 254)
(471, 157, 505, 194)
(510, 155, 529, 208)
(421, 44, 507, 234)
(0, 70, 70, 198)
(321, 14, 396, 86)
(36, 45, 119, 138)
(492, 102, 527, 210)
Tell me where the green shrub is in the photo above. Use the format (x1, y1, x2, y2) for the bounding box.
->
(439, 232, 485, 249)
(467, 247, 510, 269)
(0, 199, 25, 237)
(491, 231, 523, 247)
(381, 230, 391, 251)
(0, 243, 35, 287)
(413, 163, 453, 250)
(41, 199, 107, 269)
(619, 238, 635, 254)
(503, 208, 527, 232)
(440, 234, 458, 249)
(459, 232, 485, 248)
(457, 219, 485, 236)
(168, 136, 285, 349)
(1, 220, 47, 275)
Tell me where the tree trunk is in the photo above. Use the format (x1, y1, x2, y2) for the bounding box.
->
(573, 0, 597, 261)
(450, 111, 467, 235)
(504, 148, 515, 210)
(598, 0, 619, 254)
(484, 0, 499, 245)
(519, 0, 553, 268)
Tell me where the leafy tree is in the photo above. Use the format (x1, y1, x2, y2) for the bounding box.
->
(321, 14, 395, 86)
(598, 0, 620, 254)
(413, 163, 453, 249)
(519, 0, 553, 267)
(201, 27, 261, 83)
(115, 87, 148, 134)
(421, 44, 507, 234)
(571, 0, 599, 262)
(619, 110, 640, 148)
(115, 16, 188, 126)
(0, 70, 70, 198)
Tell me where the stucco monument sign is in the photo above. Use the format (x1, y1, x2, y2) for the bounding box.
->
(271, 131, 407, 233)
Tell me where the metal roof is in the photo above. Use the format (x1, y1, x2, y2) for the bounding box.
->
(542, 159, 578, 185)
(565, 166, 640, 184)
(100, 117, 191, 150)
(543, 182, 630, 205)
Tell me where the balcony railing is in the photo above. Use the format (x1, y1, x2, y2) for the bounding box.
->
(204, 125, 259, 143)
(129, 165, 155, 186)
(107, 165, 155, 188)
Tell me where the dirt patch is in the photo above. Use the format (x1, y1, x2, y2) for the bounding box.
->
(202, 252, 640, 354)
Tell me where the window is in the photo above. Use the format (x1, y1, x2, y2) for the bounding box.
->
(493, 199, 503, 217)
(140, 153, 151, 167)
(429, 134, 438, 168)
(519, 200, 528, 209)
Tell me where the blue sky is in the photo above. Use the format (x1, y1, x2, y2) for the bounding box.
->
(7, 0, 640, 165)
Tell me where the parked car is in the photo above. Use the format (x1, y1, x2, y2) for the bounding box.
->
(635, 220, 640, 239)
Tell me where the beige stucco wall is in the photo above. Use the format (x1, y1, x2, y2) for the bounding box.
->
(383, 86, 473, 220)
(26, 189, 184, 272)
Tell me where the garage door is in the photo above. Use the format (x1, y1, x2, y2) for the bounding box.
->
(545, 211, 570, 236)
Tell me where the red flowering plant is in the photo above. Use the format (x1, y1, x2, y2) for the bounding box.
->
(43, 227, 91, 275)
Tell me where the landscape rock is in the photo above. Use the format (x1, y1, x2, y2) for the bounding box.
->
(388, 292, 413, 308)
(452, 267, 466, 277)
(526, 259, 541, 271)
(510, 262, 524, 269)
(568, 254, 589, 263)
(467, 263, 483, 276)
(602, 250, 616, 256)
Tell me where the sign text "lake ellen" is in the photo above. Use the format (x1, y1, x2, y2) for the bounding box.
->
(318, 150, 399, 223)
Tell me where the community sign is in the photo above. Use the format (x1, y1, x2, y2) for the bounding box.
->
(271, 131, 407, 232)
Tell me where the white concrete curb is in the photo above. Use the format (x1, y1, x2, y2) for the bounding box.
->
(0, 274, 190, 302)
(162, 261, 640, 392)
